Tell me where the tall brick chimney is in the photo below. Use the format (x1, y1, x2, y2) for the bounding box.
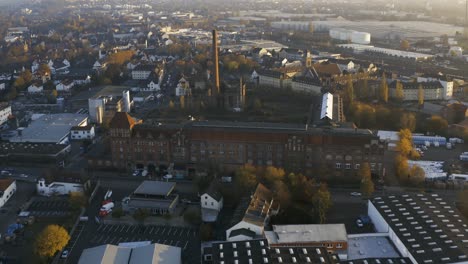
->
(212, 29, 220, 95)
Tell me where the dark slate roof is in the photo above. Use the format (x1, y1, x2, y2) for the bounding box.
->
(109, 112, 137, 129)
(229, 228, 256, 238)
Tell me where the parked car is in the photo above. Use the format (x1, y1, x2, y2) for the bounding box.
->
(163, 174, 173, 180)
(141, 170, 148, 177)
(61, 250, 69, 259)
(350, 192, 362, 197)
(1, 170, 12, 176)
(132, 170, 141, 177)
(356, 219, 364, 228)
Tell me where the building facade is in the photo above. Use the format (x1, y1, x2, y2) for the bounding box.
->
(0, 179, 16, 208)
(104, 113, 386, 179)
(0, 103, 11, 126)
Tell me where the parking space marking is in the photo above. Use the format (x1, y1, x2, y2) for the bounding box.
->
(183, 241, 188, 250)
(149, 227, 154, 234)
(185, 229, 190, 236)
(126, 226, 132, 233)
(155, 227, 160, 234)
(130, 226, 137, 233)
(120, 225, 126, 232)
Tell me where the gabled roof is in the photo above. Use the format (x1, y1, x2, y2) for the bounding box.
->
(229, 228, 256, 238)
(109, 112, 137, 130)
(0, 179, 15, 192)
(204, 184, 223, 202)
(313, 62, 342, 76)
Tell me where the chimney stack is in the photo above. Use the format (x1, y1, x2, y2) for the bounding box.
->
(212, 29, 220, 95)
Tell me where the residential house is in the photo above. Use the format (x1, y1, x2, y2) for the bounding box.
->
(132, 64, 157, 80)
(251, 47, 270, 62)
(257, 68, 300, 89)
(175, 77, 190, 97)
(0, 179, 16, 208)
(201, 185, 223, 222)
(226, 183, 279, 241)
(0, 81, 7, 90)
(278, 48, 309, 61)
(27, 82, 44, 93)
(56, 79, 75, 92)
(417, 74, 453, 100)
(70, 125, 95, 140)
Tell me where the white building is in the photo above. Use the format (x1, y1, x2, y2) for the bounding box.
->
(56, 80, 75, 92)
(27, 83, 44, 93)
(389, 79, 453, 101)
(37, 177, 87, 196)
(132, 65, 156, 80)
(70, 125, 95, 140)
(201, 187, 223, 222)
(0, 103, 12, 126)
(0, 179, 16, 208)
(175, 77, 190, 97)
(329, 28, 371, 44)
(338, 44, 434, 61)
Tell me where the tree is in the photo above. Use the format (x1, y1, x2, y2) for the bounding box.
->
(395, 81, 404, 102)
(359, 78, 369, 100)
(199, 223, 214, 241)
(344, 75, 354, 104)
(358, 163, 374, 197)
(380, 74, 388, 103)
(408, 165, 425, 185)
(313, 183, 332, 224)
(263, 166, 285, 184)
(69, 192, 87, 211)
(426, 115, 448, 135)
(38, 64, 51, 76)
(133, 208, 150, 224)
(397, 129, 413, 156)
(235, 164, 258, 191)
(399, 113, 416, 132)
(272, 180, 291, 209)
(34, 225, 70, 258)
(184, 208, 202, 225)
(395, 154, 409, 180)
(418, 84, 424, 108)
(179, 95, 185, 109)
(361, 177, 375, 197)
(400, 40, 410, 51)
(357, 162, 371, 180)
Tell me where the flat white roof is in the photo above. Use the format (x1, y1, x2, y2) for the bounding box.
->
(265, 224, 347, 244)
(338, 44, 433, 59)
(347, 235, 401, 260)
(10, 113, 87, 143)
(377, 130, 399, 142)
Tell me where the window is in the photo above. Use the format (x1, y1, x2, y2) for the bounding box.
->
(355, 164, 360, 169)
(336, 243, 343, 249)
(335, 163, 341, 169)
(211, 202, 214, 206)
(345, 163, 351, 169)
(205, 202, 207, 205)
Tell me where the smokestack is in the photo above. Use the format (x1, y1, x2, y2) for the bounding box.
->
(212, 29, 220, 95)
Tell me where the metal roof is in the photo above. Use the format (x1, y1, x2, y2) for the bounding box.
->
(320, 92, 334, 120)
(133, 181, 176, 196)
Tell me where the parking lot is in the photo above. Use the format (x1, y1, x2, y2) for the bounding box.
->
(26, 199, 72, 217)
(66, 223, 200, 264)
